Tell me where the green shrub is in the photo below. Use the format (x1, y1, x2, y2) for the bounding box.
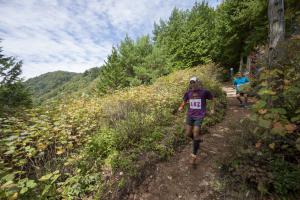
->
(222, 38, 300, 199)
(271, 159, 300, 196)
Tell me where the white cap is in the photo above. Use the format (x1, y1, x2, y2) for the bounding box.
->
(190, 76, 197, 82)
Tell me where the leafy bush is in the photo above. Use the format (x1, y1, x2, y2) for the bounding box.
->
(271, 158, 300, 196)
(222, 38, 300, 199)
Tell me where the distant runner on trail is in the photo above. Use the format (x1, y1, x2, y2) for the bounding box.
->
(233, 72, 249, 107)
(178, 76, 215, 165)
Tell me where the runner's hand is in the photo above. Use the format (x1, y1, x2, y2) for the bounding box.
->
(178, 106, 184, 112)
(210, 109, 215, 115)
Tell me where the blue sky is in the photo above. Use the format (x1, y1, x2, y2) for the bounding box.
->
(0, 0, 221, 79)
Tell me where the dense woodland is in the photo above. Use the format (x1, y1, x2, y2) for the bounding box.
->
(1, 0, 300, 199)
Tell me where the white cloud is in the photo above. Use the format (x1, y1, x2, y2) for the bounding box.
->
(0, 0, 220, 79)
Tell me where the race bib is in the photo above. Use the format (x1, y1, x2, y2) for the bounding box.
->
(189, 99, 202, 109)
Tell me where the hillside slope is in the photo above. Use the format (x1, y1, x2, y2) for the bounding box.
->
(25, 67, 100, 104)
(0, 64, 227, 199)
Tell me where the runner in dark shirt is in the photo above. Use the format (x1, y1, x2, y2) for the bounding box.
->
(178, 76, 215, 165)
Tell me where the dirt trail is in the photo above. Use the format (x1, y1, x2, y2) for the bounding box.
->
(126, 86, 251, 200)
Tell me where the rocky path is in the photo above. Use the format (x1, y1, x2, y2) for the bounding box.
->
(126, 86, 251, 200)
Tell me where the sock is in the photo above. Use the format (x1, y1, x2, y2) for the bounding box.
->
(192, 140, 201, 155)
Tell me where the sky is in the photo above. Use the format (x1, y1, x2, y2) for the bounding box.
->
(0, 0, 221, 79)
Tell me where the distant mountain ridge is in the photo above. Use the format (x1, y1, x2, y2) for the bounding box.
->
(25, 68, 100, 104)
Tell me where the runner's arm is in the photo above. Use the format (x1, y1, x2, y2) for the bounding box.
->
(178, 101, 187, 112)
(179, 92, 189, 112)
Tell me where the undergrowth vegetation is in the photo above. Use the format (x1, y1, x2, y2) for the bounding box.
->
(222, 38, 300, 199)
(0, 64, 226, 199)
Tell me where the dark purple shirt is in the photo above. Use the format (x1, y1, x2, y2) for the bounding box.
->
(183, 89, 213, 119)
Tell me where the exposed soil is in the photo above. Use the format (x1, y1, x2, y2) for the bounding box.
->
(126, 86, 252, 200)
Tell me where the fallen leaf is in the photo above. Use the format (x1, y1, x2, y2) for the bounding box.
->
(258, 109, 267, 115)
(285, 123, 297, 133)
(255, 140, 262, 149)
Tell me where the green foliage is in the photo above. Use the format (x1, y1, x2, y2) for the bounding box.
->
(0, 65, 226, 199)
(271, 159, 300, 196)
(0, 97, 99, 199)
(153, 3, 217, 68)
(152, 0, 269, 72)
(0, 82, 32, 115)
(181, 2, 215, 66)
(285, 0, 300, 36)
(223, 39, 300, 199)
(96, 47, 128, 93)
(212, 0, 268, 67)
(97, 35, 171, 94)
(95, 0, 269, 95)
(6, 0, 300, 198)
(25, 69, 101, 105)
(0, 46, 32, 117)
(154, 7, 188, 68)
(0, 49, 22, 85)
(88, 128, 117, 160)
(25, 71, 78, 103)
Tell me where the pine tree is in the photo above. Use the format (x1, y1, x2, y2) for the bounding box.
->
(97, 47, 127, 94)
(182, 1, 215, 66)
(0, 46, 32, 116)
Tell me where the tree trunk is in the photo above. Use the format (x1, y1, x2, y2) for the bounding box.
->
(268, 0, 285, 49)
(268, 0, 285, 70)
(267, 0, 285, 107)
(239, 55, 243, 72)
(246, 55, 251, 73)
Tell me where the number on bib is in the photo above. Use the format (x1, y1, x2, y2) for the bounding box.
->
(190, 99, 202, 109)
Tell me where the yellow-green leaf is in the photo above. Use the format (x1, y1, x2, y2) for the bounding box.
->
(8, 192, 18, 200)
(41, 184, 51, 196)
(0, 181, 16, 189)
(56, 147, 65, 155)
(269, 143, 275, 150)
(50, 174, 60, 184)
(2, 173, 15, 182)
(20, 187, 28, 194)
(39, 173, 53, 181)
(26, 180, 37, 189)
